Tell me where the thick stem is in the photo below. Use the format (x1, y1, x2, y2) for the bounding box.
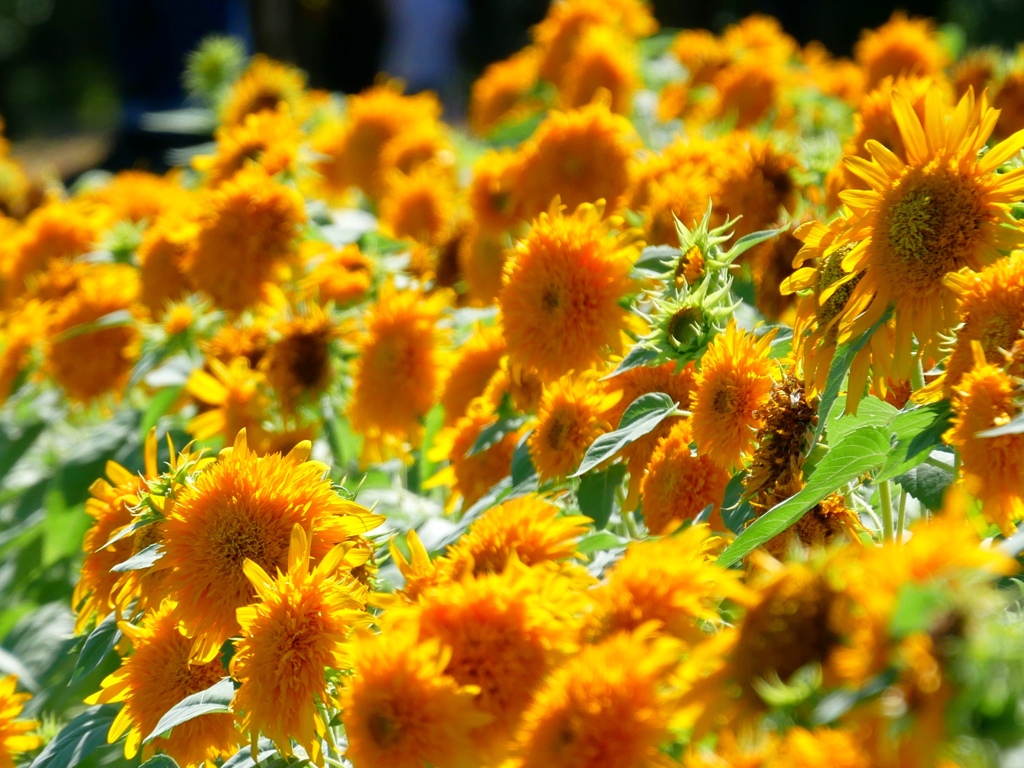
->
(879, 480, 894, 543)
(623, 509, 642, 540)
(896, 486, 908, 543)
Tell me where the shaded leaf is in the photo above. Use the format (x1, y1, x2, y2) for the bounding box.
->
(140, 386, 184, 441)
(572, 393, 678, 477)
(577, 464, 627, 529)
(111, 543, 164, 573)
(144, 678, 235, 743)
(875, 402, 953, 483)
(825, 395, 898, 447)
(979, 411, 1024, 438)
(0, 421, 47, 486)
(718, 426, 890, 568)
(605, 343, 660, 378)
(510, 432, 536, 487)
(634, 245, 678, 273)
(70, 613, 121, 685)
(29, 704, 118, 768)
(894, 457, 954, 511)
(141, 756, 180, 768)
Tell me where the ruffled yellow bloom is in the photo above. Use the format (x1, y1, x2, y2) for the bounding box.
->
(500, 201, 640, 381)
(511, 627, 682, 768)
(528, 372, 618, 481)
(378, 162, 459, 248)
(640, 419, 731, 534)
(590, 525, 745, 644)
(160, 430, 382, 661)
(440, 324, 506, 425)
(772, 727, 871, 768)
(181, 166, 305, 313)
(187, 356, 271, 450)
(193, 107, 302, 187)
(220, 54, 308, 128)
(136, 211, 194, 315)
(259, 306, 336, 412)
(995, 69, 1024, 140)
(82, 170, 187, 225)
(341, 621, 488, 768)
(830, 88, 1024, 380)
(232, 526, 371, 761)
(690, 322, 776, 471)
(0, 675, 40, 768)
(86, 601, 239, 766)
(556, 25, 639, 114)
(299, 240, 372, 307)
(469, 48, 542, 136)
(854, 13, 948, 89)
(347, 283, 450, 464)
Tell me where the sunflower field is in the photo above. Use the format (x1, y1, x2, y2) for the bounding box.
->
(2, 2, 1024, 767)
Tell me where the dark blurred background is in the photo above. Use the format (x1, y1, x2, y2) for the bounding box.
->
(2, 0, 1023, 176)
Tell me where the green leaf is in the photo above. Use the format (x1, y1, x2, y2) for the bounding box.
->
(728, 225, 785, 261)
(606, 343, 659, 378)
(889, 583, 951, 639)
(487, 112, 544, 147)
(140, 386, 184, 441)
(70, 613, 121, 685)
(221, 738, 309, 767)
(468, 412, 527, 457)
(875, 402, 953, 483)
(0, 647, 39, 692)
(111, 543, 164, 573)
(144, 677, 235, 743)
(572, 393, 678, 477)
(979, 411, 1024, 438)
(577, 464, 627, 529)
(811, 670, 897, 725)
(141, 756, 181, 768)
(28, 704, 118, 768)
(812, 306, 893, 447)
(0, 420, 46, 485)
(718, 426, 891, 568)
(825, 395, 898, 447)
(510, 432, 536, 487)
(634, 245, 678, 273)
(894, 458, 954, 511)
(577, 530, 628, 555)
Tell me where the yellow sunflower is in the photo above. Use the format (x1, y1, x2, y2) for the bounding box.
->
(82, 170, 187, 226)
(136, 211, 194, 316)
(469, 47, 542, 136)
(690, 322, 776, 471)
(0, 675, 40, 768)
(832, 88, 1024, 380)
(159, 430, 382, 661)
(193, 106, 302, 187)
(511, 627, 683, 768)
(440, 324, 506, 425)
(528, 372, 618, 481)
(378, 162, 460, 248)
(514, 100, 640, 218)
(86, 600, 239, 766)
(219, 54, 308, 128)
(995, 69, 1024, 140)
(854, 13, 949, 90)
(181, 166, 306, 312)
(259, 306, 336, 412)
(640, 419, 731, 534)
(232, 525, 371, 761)
(945, 343, 1024, 534)
(341, 619, 488, 768)
(347, 283, 451, 465)
(299, 240, 372, 307)
(500, 200, 640, 382)
(557, 25, 639, 114)
(187, 356, 271, 451)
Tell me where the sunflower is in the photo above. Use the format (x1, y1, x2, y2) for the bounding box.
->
(0, 675, 40, 768)
(415, 564, 585, 760)
(232, 526, 371, 761)
(854, 13, 949, 90)
(82, 170, 187, 226)
(259, 307, 336, 412)
(193, 107, 302, 187)
(136, 210, 194, 316)
(159, 430, 382, 661)
(347, 283, 450, 465)
(557, 25, 639, 114)
(589, 524, 745, 645)
(44, 263, 140, 404)
(944, 344, 1024, 534)
(511, 627, 682, 768)
(640, 165, 718, 248)
(468, 149, 526, 235)
(0, 301, 39, 404)
(341, 620, 488, 768)
(219, 54, 308, 128)
(995, 69, 1024, 140)
(311, 82, 442, 201)
(953, 49, 999, 100)
(697, 59, 785, 129)
(639, 419, 731, 534)
(86, 601, 239, 766)
(528, 372, 618, 481)
(831, 88, 1024, 380)
(514, 100, 640, 218)
(440, 324, 506, 425)
(671, 29, 729, 88)
(690, 322, 776, 471)
(299, 240, 372, 307)
(187, 356, 271, 450)
(181, 166, 306, 313)
(500, 200, 640, 382)
(932, 250, 1024, 397)
(378, 162, 460, 248)
(202, 320, 270, 368)
(469, 47, 542, 136)
(715, 134, 798, 240)
(773, 727, 871, 768)
(446, 494, 591, 578)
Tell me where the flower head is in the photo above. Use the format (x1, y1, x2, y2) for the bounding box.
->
(854, 13, 948, 89)
(0, 676, 40, 768)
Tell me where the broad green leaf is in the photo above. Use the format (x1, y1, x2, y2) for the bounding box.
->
(577, 530, 628, 555)
(70, 613, 121, 685)
(812, 306, 893, 447)
(487, 112, 544, 147)
(577, 464, 628, 529)
(111, 543, 164, 573)
(141, 756, 180, 768)
(605, 343, 659, 378)
(634, 245, 678, 273)
(468, 413, 527, 457)
(894, 457, 954, 511)
(728, 226, 785, 261)
(889, 583, 951, 638)
(0, 647, 39, 692)
(0, 420, 46, 486)
(510, 432, 536, 487)
(29, 704, 118, 768)
(825, 395, 898, 447)
(144, 677, 236, 743)
(140, 386, 184, 441)
(875, 402, 953, 483)
(221, 738, 309, 768)
(572, 393, 678, 477)
(718, 426, 891, 568)
(979, 411, 1024, 438)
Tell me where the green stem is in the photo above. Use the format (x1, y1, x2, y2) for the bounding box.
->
(911, 358, 926, 392)
(896, 486, 908, 543)
(623, 509, 641, 539)
(879, 480, 894, 543)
